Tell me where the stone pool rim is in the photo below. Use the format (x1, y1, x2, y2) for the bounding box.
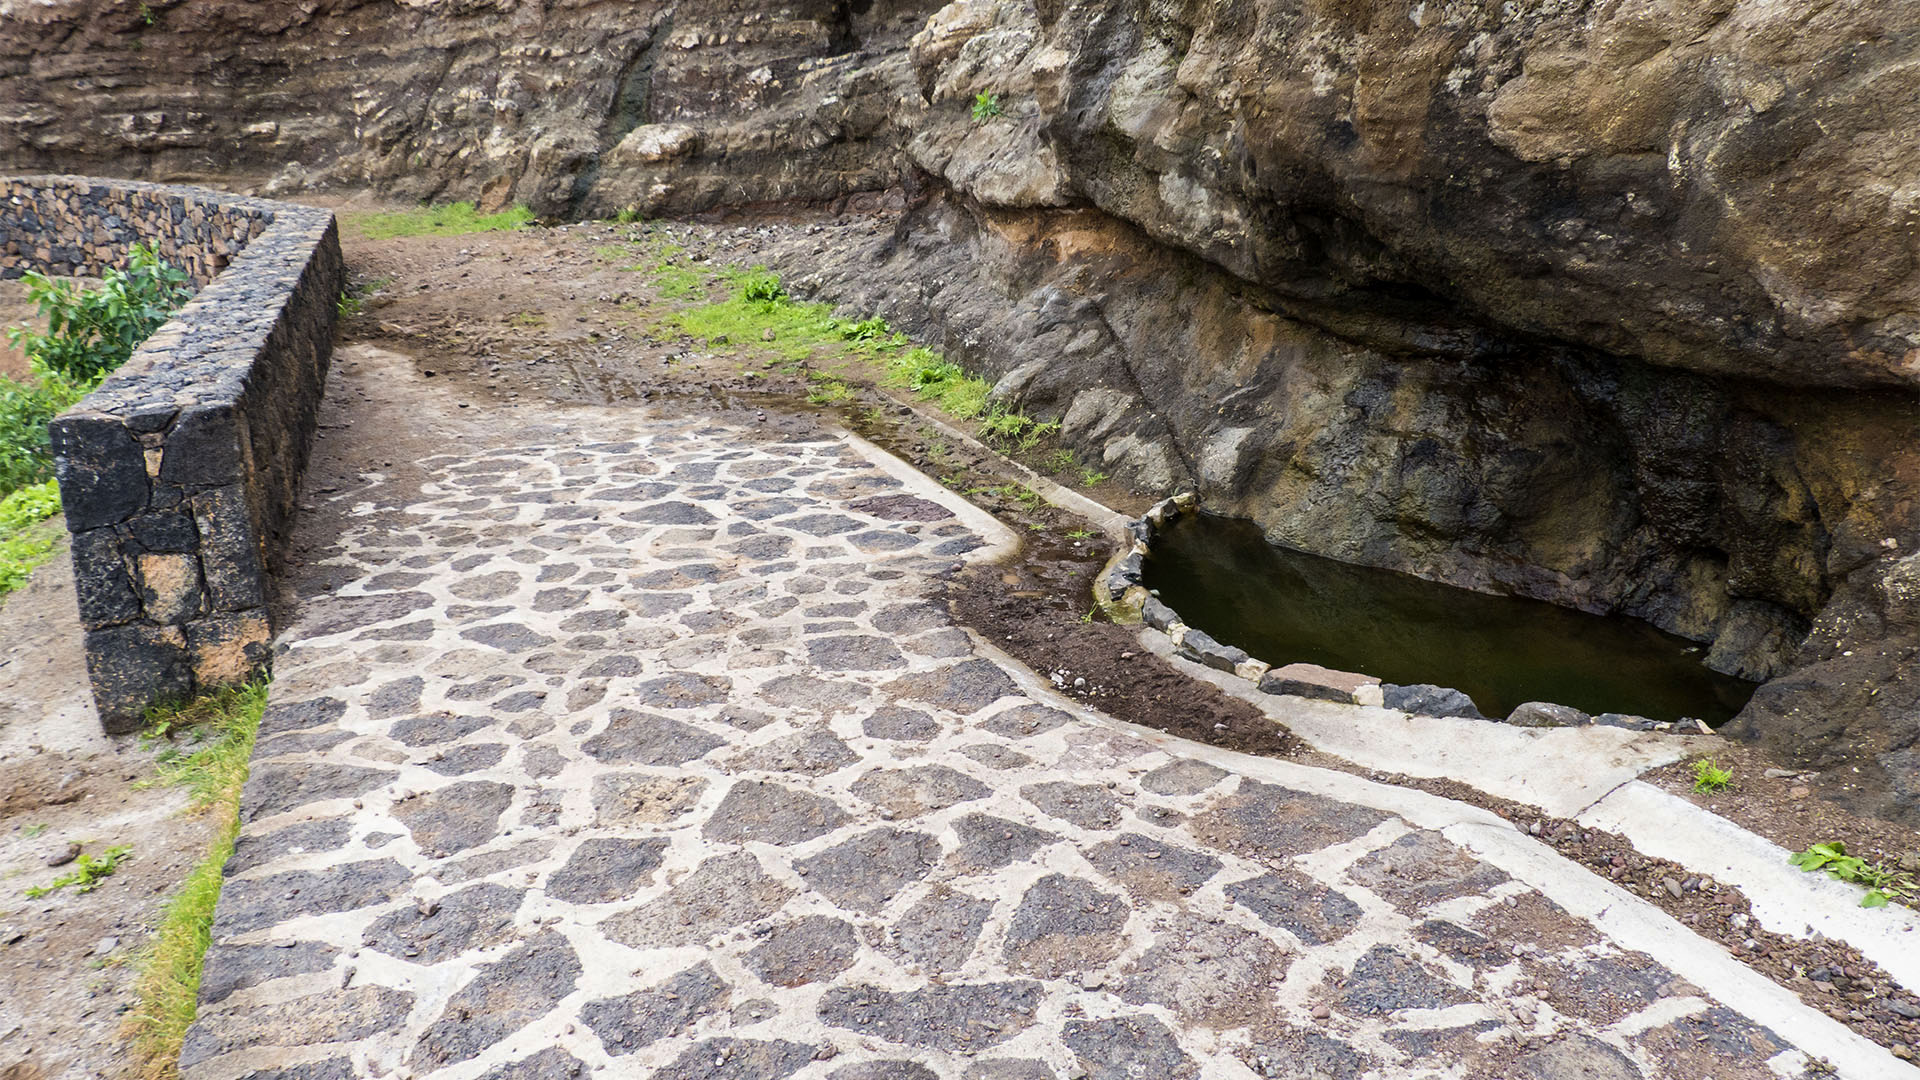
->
(1098, 496, 1713, 737)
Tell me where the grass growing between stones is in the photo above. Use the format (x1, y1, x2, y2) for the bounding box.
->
(346, 201, 534, 240)
(124, 681, 269, 1080)
(0, 479, 63, 599)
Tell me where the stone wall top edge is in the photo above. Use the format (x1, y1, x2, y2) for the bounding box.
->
(0, 173, 331, 227)
(1, 175, 339, 425)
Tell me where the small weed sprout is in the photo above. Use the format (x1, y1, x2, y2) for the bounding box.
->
(1691, 758, 1732, 794)
(1066, 529, 1094, 540)
(972, 91, 1004, 123)
(1046, 449, 1077, 473)
(1079, 468, 1109, 488)
(1789, 841, 1917, 908)
(26, 845, 133, 898)
(335, 275, 393, 319)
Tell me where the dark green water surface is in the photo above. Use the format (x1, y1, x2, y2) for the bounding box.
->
(1142, 513, 1758, 725)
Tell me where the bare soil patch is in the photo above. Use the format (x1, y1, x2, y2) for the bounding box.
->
(0, 553, 221, 1080)
(945, 538, 1296, 758)
(0, 278, 43, 380)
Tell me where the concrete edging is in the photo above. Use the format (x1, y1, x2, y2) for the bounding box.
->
(964, 630, 1917, 1079)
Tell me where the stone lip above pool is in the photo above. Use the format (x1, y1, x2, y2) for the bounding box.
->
(1100, 494, 1712, 737)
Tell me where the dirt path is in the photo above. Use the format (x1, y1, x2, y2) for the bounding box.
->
(0, 551, 224, 1080)
(181, 338, 1899, 1080)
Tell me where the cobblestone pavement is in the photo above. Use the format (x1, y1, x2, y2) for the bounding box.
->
(183, 399, 1871, 1080)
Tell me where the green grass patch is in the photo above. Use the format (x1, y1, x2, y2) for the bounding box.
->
(676, 271, 1062, 454)
(0, 479, 64, 598)
(675, 272, 847, 363)
(124, 682, 269, 1079)
(345, 201, 534, 240)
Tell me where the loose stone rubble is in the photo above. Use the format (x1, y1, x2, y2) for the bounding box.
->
(185, 403, 1875, 1080)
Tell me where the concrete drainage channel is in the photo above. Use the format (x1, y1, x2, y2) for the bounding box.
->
(1079, 491, 1920, 1012)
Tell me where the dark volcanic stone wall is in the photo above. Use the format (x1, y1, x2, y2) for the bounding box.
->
(0, 178, 265, 285)
(2, 176, 341, 731)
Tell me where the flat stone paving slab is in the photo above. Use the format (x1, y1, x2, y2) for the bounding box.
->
(184, 406, 1872, 1080)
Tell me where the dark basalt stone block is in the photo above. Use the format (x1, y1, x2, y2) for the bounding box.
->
(1176, 627, 1250, 673)
(84, 623, 193, 732)
(1507, 701, 1590, 728)
(127, 510, 198, 553)
(1382, 683, 1487, 720)
(69, 526, 141, 628)
(193, 485, 266, 610)
(50, 415, 147, 530)
(1141, 597, 1178, 630)
(159, 401, 244, 487)
(1594, 712, 1658, 731)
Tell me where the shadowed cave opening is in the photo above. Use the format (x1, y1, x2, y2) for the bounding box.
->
(1143, 512, 1761, 725)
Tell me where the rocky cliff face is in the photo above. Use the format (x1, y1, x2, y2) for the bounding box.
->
(6, 0, 1918, 816)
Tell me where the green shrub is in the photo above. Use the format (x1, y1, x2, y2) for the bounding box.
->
(0, 480, 59, 529)
(972, 91, 1004, 123)
(741, 271, 785, 303)
(0, 365, 96, 496)
(6, 244, 190, 382)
